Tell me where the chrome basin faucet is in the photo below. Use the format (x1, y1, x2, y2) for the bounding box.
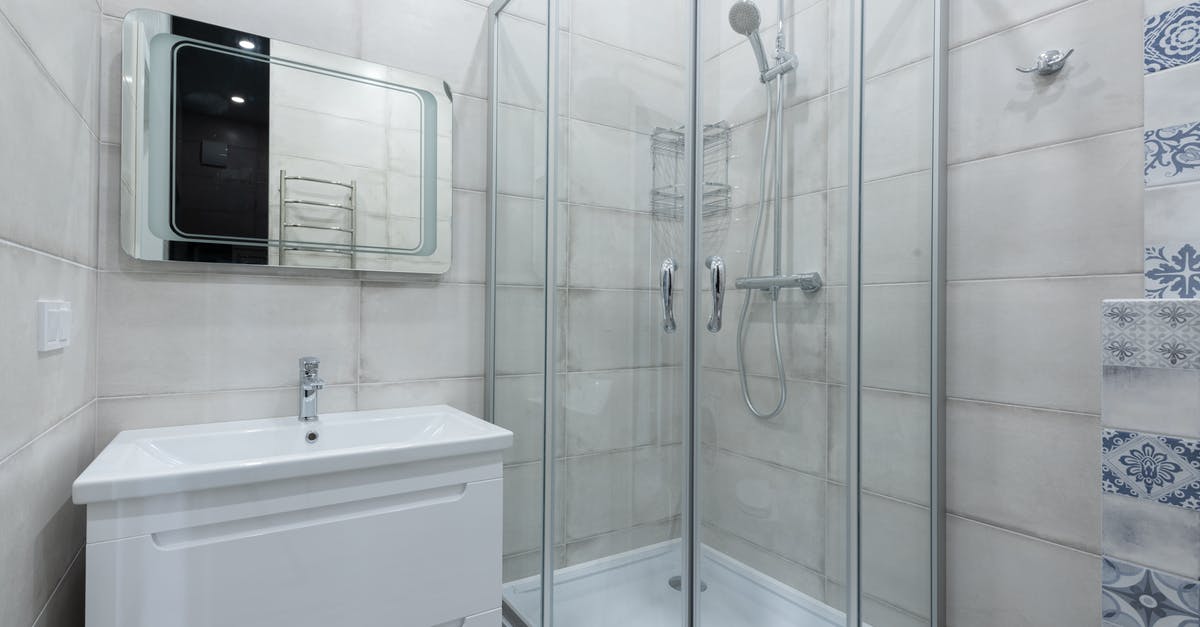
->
(298, 357, 325, 422)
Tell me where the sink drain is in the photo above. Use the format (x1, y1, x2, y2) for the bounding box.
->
(668, 575, 707, 592)
(305, 430, 319, 443)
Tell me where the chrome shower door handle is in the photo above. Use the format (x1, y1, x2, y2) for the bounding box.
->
(706, 255, 725, 333)
(661, 258, 677, 334)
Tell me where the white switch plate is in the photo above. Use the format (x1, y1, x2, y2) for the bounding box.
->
(37, 300, 71, 352)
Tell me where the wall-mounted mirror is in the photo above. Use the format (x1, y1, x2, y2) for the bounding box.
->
(121, 9, 452, 273)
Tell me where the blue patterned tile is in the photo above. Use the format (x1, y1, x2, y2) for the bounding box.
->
(1103, 556, 1200, 626)
(1103, 300, 1200, 369)
(1147, 3, 1200, 75)
(1146, 123, 1200, 187)
(1147, 245, 1200, 299)
(1103, 429, 1200, 511)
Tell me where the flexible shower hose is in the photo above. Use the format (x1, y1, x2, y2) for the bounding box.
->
(736, 81, 787, 419)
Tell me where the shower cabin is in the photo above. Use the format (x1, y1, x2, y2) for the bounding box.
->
(486, 0, 945, 625)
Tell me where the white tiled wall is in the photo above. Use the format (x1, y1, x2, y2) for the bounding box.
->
(945, 0, 1144, 624)
(0, 1, 100, 626)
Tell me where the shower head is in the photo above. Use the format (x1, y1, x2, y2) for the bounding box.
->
(727, 0, 761, 35)
(728, 1, 771, 77)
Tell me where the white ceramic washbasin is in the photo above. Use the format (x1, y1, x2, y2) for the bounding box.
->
(73, 405, 513, 504)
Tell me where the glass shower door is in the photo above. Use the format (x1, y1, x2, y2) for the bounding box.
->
(490, 0, 942, 625)
(693, 0, 938, 626)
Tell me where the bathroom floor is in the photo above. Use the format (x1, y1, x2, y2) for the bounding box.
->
(504, 541, 849, 627)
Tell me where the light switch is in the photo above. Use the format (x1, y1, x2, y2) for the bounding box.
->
(37, 300, 71, 352)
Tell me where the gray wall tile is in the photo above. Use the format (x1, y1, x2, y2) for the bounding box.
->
(948, 275, 1142, 414)
(947, 515, 1100, 627)
(947, 399, 1101, 552)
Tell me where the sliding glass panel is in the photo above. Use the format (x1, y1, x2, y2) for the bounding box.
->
(696, 0, 853, 623)
(853, 0, 937, 623)
(548, 0, 691, 625)
(492, 2, 550, 625)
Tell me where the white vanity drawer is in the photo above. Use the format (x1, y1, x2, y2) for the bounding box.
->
(86, 477, 503, 627)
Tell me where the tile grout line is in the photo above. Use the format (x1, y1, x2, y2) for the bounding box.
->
(0, 399, 96, 471)
(0, 235, 99, 272)
(0, 7, 100, 138)
(27, 545, 85, 627)
(947, 0, 1095, 53)
(946, 512, 1101, 559)
(948, 124, 1145, 169)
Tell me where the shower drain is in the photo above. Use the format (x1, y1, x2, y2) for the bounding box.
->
(667, 576, 708, 592)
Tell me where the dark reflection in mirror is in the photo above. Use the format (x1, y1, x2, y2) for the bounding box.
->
(171, 18, 271, 264)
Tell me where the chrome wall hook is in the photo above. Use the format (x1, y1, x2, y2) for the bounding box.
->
(1017, 48, 1073, 75)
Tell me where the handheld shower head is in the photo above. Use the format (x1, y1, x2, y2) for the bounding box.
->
(728, 1, 770, 76)
(727, 0, 761, 35)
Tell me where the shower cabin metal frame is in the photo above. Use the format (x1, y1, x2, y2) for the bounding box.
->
(484, 0, 948, 624)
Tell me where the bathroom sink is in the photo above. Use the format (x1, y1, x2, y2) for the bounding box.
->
(73, 405, 513, 504)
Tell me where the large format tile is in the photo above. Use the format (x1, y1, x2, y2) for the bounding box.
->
(825, 171, 933, 287)
(948, 130, 1143, 280)
(503, 461, 546, 556)
(0, 0, 100, 131)
(98, 15, 121, 144)
(31, 549, 84, 627)
(863, 60, 933, 182)
(828, 387, 931, 505)
(567, 205, 655, 290)
(452, 95, 489, 193)
(701, 448, 825, 571)
(699, 369, 827, 477)
(442, 190, 487, 285)
(571, 35, 686, 134)
(825, 488, 932, 617)
(949, 0, 1087, 47)
(947, 274, 1142, 414)
(564, 368, 682, 456)
(0, 20, 98, 266)
(948, 0, 1142, 164)
(361, 0, 488, 97)
(0, 404, 94, 627)
(727, 97, 829, 209)
(566, 288, 681, 372)
(96, 385, 357, 451)
(104, 0, 362, 57)
(361, 281, 484, 382)
(494, 374, 547, 465)
(356, 377, 483, 415)
(100, 272, 359, 396)
(947, 515, 1100, 627)
(566, 120, 652, 212)
(562, 445, 682, 541)
(571, 0, 687, 66)
(0, 244, 96, 462)
(946, 399, 1100, 552)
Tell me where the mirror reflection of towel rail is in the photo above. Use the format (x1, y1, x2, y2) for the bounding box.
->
(281, 246, 355, 256)
(282, 199, 355, 211)
(282, 175, 355, 189)
(278, 170, 357, 268)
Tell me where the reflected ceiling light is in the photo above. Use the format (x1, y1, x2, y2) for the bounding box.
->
(238, 39, 255, 50)
(230, 95, 246, 104)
